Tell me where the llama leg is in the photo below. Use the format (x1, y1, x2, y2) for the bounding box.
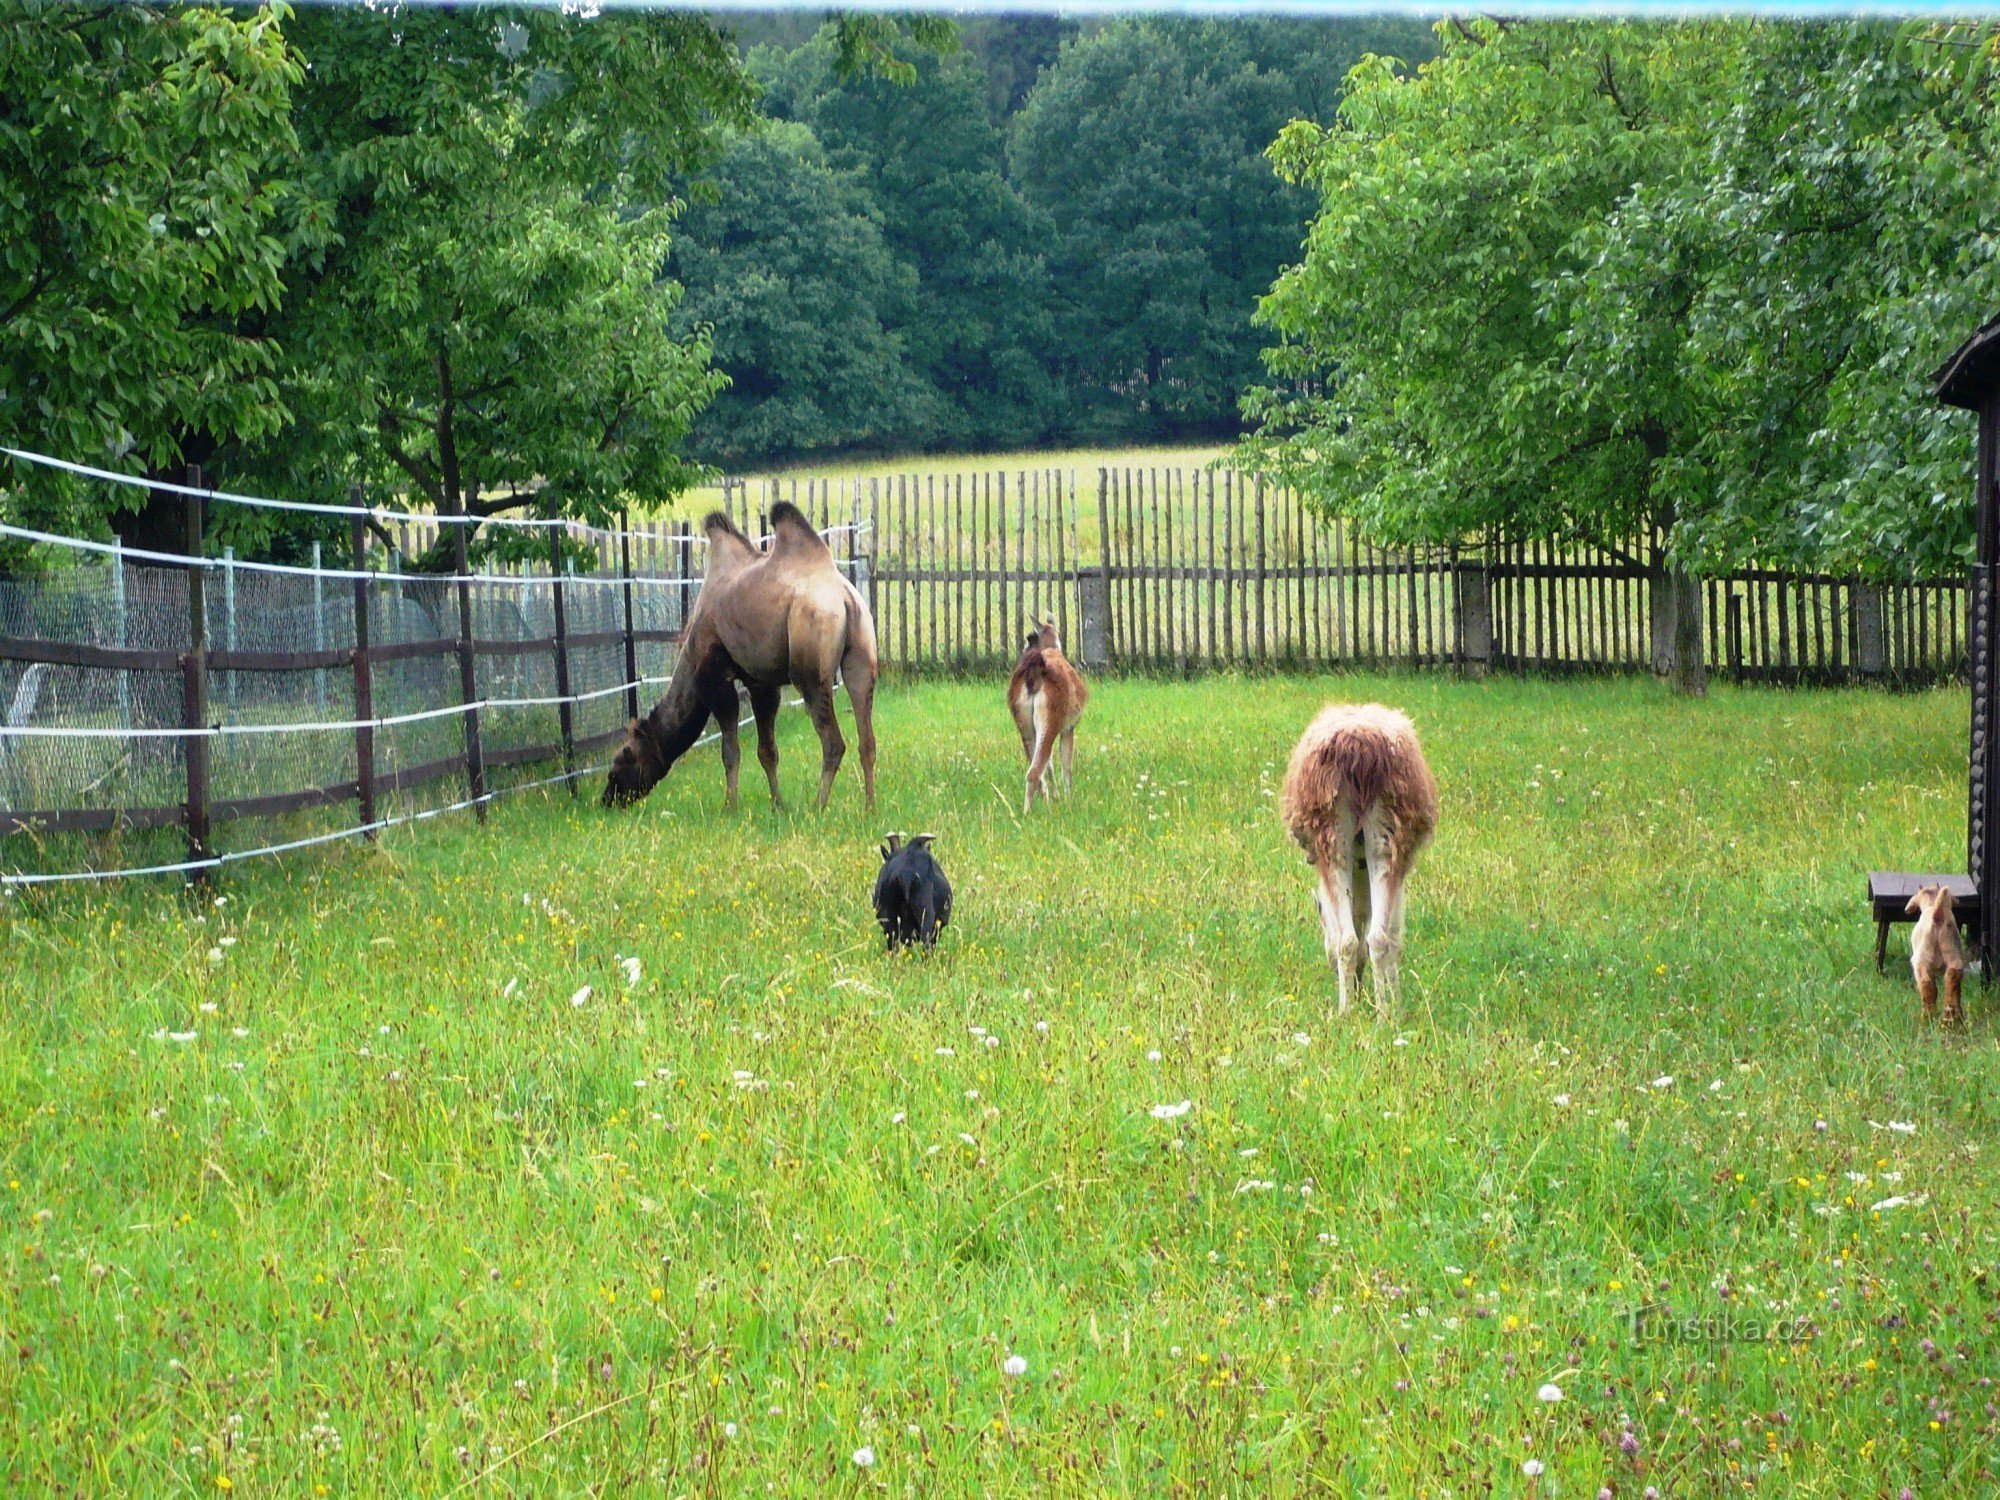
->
(842, 644, 877, 811)
(1363, 807, 1407, 1019)
(1317, 807, 1362, 1015)
(747, 681, 784, 810)
(1024, 695, 1055, 813)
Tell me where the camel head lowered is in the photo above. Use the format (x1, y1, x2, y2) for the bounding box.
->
(602, 718, 668, 807)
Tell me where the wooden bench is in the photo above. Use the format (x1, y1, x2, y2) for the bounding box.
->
(1869, 872, 1981, 973)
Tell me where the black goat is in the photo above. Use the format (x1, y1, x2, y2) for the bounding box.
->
(873, 833, 953, 951)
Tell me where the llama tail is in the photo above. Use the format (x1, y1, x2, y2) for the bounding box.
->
(1325, 724, 1396, 817)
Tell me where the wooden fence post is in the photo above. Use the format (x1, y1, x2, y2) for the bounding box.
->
(1854, 581, 1887, 677)
(1456, 549, 1493, 678)
(866, 478, 880, 624)
(618, 507, 640, 723)
(1085, 467, 1112, 669)
(1254, 477, 1268, 662)
(676, 520, 693, 637)
(452, 518, 487, 821)
(180, 464, 212, 880)
(548, 526, 576, 794)
(349, 504, 376, 838)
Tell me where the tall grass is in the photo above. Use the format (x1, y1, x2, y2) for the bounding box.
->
(1, 673, 1993, 1494)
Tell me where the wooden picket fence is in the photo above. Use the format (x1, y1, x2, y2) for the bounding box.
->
(724, 466, 1969, 684)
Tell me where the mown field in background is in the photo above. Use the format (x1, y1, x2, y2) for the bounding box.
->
(2, 674, 1996, 1494)
(672, 443, 1228, 520)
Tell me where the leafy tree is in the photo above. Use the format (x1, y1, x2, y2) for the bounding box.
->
(673, 123, 935, 467)
(0, 1, 300, 551)
(1556, 22, 2000, 581)
(1012, 18, 1434, 443)
(1246, 19, 2000, 692)
(958, 16, 1074, 118)
(226, 7, 757, 565)
(1245, 21, 1753, 691)
(766, 39, 1062, 450)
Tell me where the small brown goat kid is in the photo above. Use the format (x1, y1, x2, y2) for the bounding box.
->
(1279, 703, 1439, 1016)
(1007, 618, 1088, 812)
(1906, 885, 1967, 1025)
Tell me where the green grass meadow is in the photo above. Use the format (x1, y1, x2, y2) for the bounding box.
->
(3, 672, 1997, 1495)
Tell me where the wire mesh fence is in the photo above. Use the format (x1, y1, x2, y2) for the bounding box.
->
(1, 458, 866, 886)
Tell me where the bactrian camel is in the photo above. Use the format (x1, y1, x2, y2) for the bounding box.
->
(1279, 703, 1438, 1016)
(601, 503, 877, 812)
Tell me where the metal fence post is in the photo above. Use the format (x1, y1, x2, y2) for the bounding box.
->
(180, 465, 212, 880)
(349, 505, 376, 838)
(312, 540, 327, 716)
(548, 526, 576, 794)
(221, 544, 238, 710)
(452, 518, 487, 820)
(111, 535, 130, 732)
(618, 507, 639, 725)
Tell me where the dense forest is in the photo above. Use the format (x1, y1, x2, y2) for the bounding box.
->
(672, 13, 1435, 468)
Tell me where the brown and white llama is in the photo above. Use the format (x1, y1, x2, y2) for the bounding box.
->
(1007, 618, 1088, 812)
(1279, 703, 1438, 1016)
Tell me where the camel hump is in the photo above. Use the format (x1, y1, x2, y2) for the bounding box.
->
(767, 501, 830, 559)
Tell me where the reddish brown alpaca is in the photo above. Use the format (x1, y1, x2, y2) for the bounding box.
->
(1007, 619, 1088, 812)
(1279, 703, 1439, 1016)
(1906, 884, 1967, 1025)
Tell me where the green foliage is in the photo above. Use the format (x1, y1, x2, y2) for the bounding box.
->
(1247, 19, 2000, 578)
(824, 10, 959, 86)
(763, 38, 1063, 452)
(234, 8, 755, 561)
(1014, 18, 1436, 442)
(0, 1, 300, 542)
(673, 123, 934, 467)
(683, 18, 1429, 465)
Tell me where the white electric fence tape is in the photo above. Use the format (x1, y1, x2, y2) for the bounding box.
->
(0, 706, 775, 888)
(0, 445, 870, 550)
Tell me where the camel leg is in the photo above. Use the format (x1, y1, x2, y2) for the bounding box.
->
(841, 643, 877, 812)
(800, 679, 846, 811)
(1363, 805, 1407, 1019)
(699, 679, 744, 810)
(747, 681, 784, 809)
(1317, 806, 1362, 1015)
